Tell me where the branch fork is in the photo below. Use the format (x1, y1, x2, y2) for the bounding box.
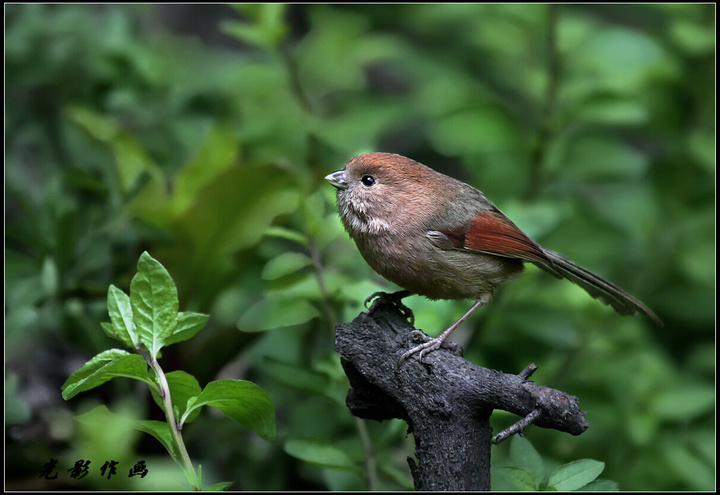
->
(334, 302, 588, 491)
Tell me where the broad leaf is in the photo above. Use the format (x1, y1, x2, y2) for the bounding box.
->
(548, 459, 605, 491)
(185, 379, 275, 443)
(284, 438, 360, 472)
(134, 419, 179, 460)
(164, 312, 209, 346)
(580, 479, 620, 491)
(498, 466, 538, 491)
(61, 350, 152, 400)
(509, 436, 545, 487)
(130, 252, 179, 357)
(238, 297, 320, 332)
(107, 284, 138, 347)
(203, 481, 235, 491)
(149, 371, 203, 425)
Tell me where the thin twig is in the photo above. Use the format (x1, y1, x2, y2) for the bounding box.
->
(493, 409, 543, 444)
(519, 362, 538, 380)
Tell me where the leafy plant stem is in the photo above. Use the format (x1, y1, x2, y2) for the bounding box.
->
(526, 3, 560, 200)
(145, 350, 199, 490)
(279, 42, 315, 115)
(308, 237, 338, 334)
(354, 417, 378, 490)
(308, 235, 378, 488)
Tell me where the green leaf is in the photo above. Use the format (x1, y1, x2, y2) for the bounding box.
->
(130, 252, 179, 357)
(222, 4, 289, 50)
(509, 436, 545, 487)
(262, 358, 338, 401)
(5, 373, 31, 424)
(176, 163, 300, 257)
(284, 438, 361, 472)
(66, 105, 163, 192)
(186, 379, 276, 443)
(164, 312, 210, 346)
(262, 226, 309, 247)
(203, 481, 235, 491)
(149, 371, 203, 425)
(548, 459, 605, 491)
(262, 252, 313, 280)
(100, 322, 119, 341)
(579, 479, 619, 491)
(61, 350, 152, 400)
(107, 284, 138, 347)
(497, 466, 538, 491)
(75, 405, 143, 461)
(651, 384, 715, 421)
(238, 296, 320, 332)
(40, 256, 58, 297)
(430, 105, 519, 155)
(173, 125, 239, 216)
(562, 135, 649, 181)
(134, 419, 179, 460)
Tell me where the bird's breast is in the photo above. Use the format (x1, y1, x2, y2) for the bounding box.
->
(352, 229, 523, 300)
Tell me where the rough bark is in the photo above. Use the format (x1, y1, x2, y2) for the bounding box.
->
(334, 303, 588, 491)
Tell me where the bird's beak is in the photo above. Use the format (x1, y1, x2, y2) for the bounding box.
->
(325, 170, 348, 190)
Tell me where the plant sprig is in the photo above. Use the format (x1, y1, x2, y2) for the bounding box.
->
(62, 252, 276, 491)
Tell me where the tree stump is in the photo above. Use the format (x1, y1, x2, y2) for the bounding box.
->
(334, 302, 588, 491)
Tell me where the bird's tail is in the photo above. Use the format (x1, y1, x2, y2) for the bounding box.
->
(534, 249, 663, 327)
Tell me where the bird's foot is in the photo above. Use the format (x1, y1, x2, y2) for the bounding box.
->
(365, 290, 414, 325)
(399, 330, 462, 361)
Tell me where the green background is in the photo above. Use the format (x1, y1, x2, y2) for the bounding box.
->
(5, 4, 714, 491)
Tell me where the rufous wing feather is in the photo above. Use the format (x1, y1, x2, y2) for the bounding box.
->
(460, 210, 551, 266)
(442, 210, 663, 326)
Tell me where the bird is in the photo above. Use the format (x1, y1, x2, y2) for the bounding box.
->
(325, 152, 663, 360)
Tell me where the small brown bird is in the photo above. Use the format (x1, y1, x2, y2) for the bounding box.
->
(326, 152, 663, 360)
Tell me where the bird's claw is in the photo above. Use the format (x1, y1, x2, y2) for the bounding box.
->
(399, 331, 462, 362)
(365, 291, 414, 325)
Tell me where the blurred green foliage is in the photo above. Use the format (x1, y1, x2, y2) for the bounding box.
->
(5, 4, 714, 491)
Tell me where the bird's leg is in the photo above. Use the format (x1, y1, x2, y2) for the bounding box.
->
(365, 290, 414, 325)
(400, 295, 490, 362)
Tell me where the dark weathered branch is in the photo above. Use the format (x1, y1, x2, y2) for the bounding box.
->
(334, 303, 588, 491)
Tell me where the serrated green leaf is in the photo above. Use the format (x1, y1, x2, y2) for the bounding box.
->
(548, 459, 605, 491)
(164, 312, 209, 346)
(130, 252, 179, 357)
(149, 371, 203, 425)
(61, 350, 152, 400)
(284, 438, 360, 472)
(186, 379, 275, 443)
(107, 284, 138, 347)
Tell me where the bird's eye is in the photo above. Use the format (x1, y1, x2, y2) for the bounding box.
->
(361, 175, 376, 187)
